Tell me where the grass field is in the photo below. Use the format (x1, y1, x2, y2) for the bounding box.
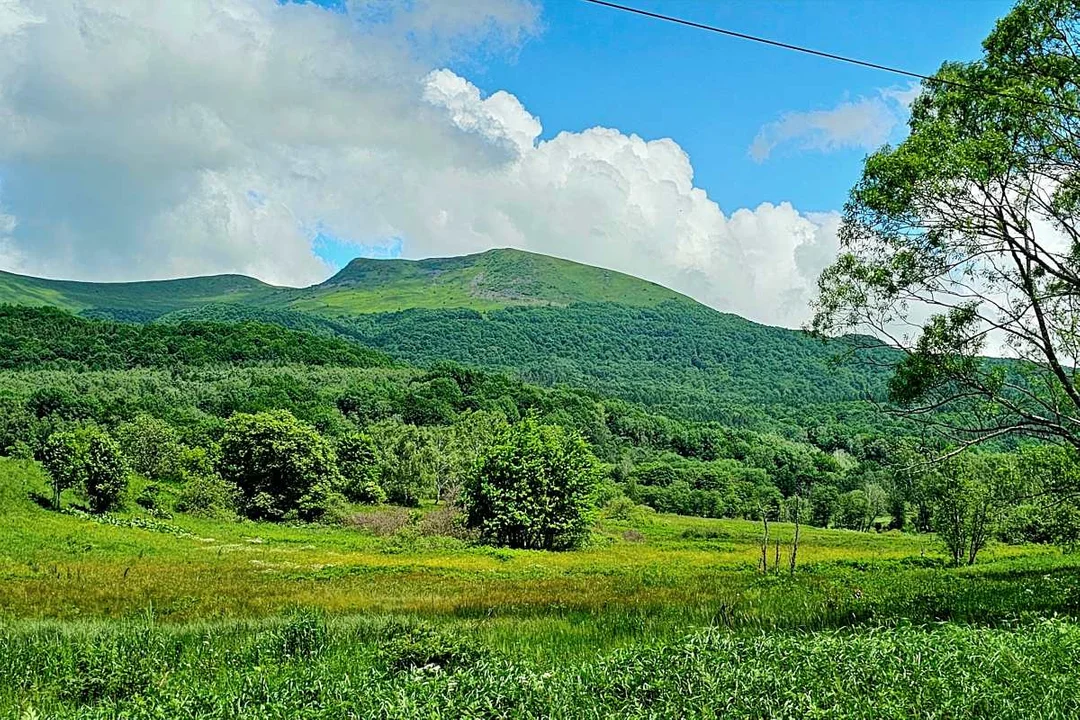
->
(4, 456, 1080, 717)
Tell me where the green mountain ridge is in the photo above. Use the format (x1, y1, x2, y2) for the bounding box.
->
(296, 248, 690, 314)
(0, 248, 692, 318)
(0, 268, 280, 321)
(0, 248, 898, 432)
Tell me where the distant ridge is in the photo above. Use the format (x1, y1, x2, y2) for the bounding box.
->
(0, 248, 899, 432)
(0, 248, 692, 317)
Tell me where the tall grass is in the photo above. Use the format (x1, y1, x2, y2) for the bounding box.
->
(3, 614, 1079, 718)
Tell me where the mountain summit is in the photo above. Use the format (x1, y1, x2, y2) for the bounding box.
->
(0, 248, 691, 317)
(299, 248, 691, 314)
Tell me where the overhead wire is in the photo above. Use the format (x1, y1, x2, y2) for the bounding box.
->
(581, 0, 1080, 116)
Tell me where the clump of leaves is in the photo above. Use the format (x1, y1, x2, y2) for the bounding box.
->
(377, 620, 491, 673)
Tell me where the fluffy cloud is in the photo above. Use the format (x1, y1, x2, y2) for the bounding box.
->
(749, 86, 917, 162)
(0, 0, 838, 327)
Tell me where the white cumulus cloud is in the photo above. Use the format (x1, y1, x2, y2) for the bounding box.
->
(0, 0, 839, 327)
(749, 85, 918, 162)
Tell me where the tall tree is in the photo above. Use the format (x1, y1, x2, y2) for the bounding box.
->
(813, 0, 1080, 452)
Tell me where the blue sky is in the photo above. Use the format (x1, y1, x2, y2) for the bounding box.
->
(467, 0, 1011, 211)
(0, 0, 1020, 327)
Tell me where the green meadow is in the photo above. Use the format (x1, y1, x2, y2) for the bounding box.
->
(4, 456, 1080, 717)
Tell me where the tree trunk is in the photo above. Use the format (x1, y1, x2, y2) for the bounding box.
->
(760, 515, 769, 573)
(774, 538, 780, 573)
(789, 494, 801, 575)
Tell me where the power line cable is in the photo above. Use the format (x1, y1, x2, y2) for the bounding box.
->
(581, 0, 1080, 115)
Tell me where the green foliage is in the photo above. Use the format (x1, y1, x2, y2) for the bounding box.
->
(2, 255, 906, 436)
(336, 432, 384, 503)
(923, 455, 1018, 566)
(218, 410, 341, 521)
(0, 305, 391, 371)
(370, 421, 436, 507)
(464, 414, 598, 550)
(40, 430, 84, 510)
(40, 426, 127, 512)
(83, 430, 127, 513)
(175, 472, 238, 519)
(263, 608, 329, 661)
(812, 0, 1080, 456)
(809, 484, 839, 527)
(377, 620, 491, 673)
(835, 490, 872, 532)
(115, 415, 183, 480)
(5, 618, 1080, 718)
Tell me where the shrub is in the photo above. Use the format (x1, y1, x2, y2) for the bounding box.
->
(377, 621, 490, 673)
(602, 495, 638, 521)
(417, 503, 471, 539)
(60, 632, 157, 705)
(218, 410, 341, 521)
(463, 414, 598, 550)
(347, 507, 413, 536)
(175, 473, 238, 519)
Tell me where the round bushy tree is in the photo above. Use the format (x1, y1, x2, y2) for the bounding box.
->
(41, 430, 84, 510)
(218, 410, 340, 521)
(115, 415, 183, 480)
(41, 426, 128, 512)
(463, 414, 598, 550)
(84, 430, 128, 513)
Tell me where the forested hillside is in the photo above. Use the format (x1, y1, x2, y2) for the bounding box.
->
(0, 249, 906, 433)
(0, 305, 918, 527)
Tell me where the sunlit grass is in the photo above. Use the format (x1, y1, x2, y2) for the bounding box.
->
(2, 457, 1077, 647)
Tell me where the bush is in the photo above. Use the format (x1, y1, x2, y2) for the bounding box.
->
(134, 482, 171, 517)
(175, 473, 238, 518)
(463, 414, 598, 550)
(377, 621, 491, 673)
(347, 507, 413, 536)
(218, 410, 341, 521)
(418, 503, 472, 539)
(602, 495, 638, 520)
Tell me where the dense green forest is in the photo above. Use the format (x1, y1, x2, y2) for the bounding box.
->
(0, 249, 903, 434)
(0, 304, 1070, 553)
(0, 305, 889, 523)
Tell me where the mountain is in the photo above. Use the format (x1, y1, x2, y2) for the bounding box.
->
(0, 249, 685, 317)
(0, 249, 899, 434)
(292, 249, 689, 314)
(0, 269, 279, 322)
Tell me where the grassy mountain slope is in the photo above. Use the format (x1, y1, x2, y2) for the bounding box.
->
(287, 248, 689, 314)
(0, 249, 897, 430)
(0, 269, 280, 321)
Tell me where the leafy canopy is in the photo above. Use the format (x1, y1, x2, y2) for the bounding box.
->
(813, 0, 1080, 452)
(463, 413, 598, 550)
(218, 410, 340, 521)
